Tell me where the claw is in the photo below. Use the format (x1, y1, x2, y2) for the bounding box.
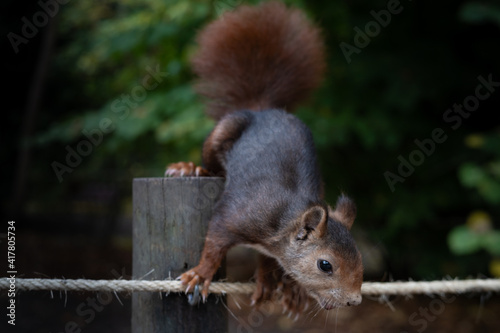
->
(202, 279, 211, 302)
(178, 267, 215, 306)
(187, 285, 201, 306)
(165, 162, 209, 177)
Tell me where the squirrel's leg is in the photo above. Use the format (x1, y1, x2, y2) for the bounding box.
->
(165, 112, 250, 177)
(202, 112, 251, 176)
(179, 224, 233, 302)
(251, 254, 282, 306)
(252, 255, 310, 316)
(278, 272, 311, 318)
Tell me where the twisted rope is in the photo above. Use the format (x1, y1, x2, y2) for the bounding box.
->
(1, 278, 500, 296)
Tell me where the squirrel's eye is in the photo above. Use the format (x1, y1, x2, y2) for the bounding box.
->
(317, 259, 333, 274)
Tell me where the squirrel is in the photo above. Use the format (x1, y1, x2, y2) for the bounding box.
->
(165, 1, 363, 313)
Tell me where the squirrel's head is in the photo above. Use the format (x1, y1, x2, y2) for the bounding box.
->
(285, 194, 363, 309)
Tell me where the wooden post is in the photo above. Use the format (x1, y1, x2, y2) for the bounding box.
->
(132, 177, 226, 333)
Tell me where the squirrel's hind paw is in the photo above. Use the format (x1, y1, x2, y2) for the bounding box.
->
(251, 278, 276, 307)
(165, 162, 209, 177)
(278, 278, 310, 317)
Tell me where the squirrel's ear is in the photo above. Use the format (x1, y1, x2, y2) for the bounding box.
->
(329, 194, 357, 230)
(297, 205, 328, 240)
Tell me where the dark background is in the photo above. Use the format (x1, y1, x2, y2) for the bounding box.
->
(1, 0, 499, 332)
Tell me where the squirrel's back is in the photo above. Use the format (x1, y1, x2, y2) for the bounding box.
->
(191, 1, 326, 120)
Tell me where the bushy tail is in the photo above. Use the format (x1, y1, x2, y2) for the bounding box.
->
(191, 1, 326, 120)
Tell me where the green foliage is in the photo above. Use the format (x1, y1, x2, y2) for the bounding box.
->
(448, 209, 500, 277)
(459, 161, 500, 204)
(448, 226, 500, 256)
(458, 133, 500, 204)
(460, 2, 500, 25)
(17, 0, 500, 279)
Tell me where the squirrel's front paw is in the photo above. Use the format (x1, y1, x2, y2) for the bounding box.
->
(179, 267, 213, 302)
(165, 162, 209, 177)
(278, 276, 310, 319)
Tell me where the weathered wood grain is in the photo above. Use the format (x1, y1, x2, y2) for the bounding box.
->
(132, 177, 226, 333)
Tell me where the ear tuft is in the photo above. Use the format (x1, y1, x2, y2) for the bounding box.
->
(331, 194, 357, 229)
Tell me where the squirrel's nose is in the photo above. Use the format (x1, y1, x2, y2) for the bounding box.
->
(346, 293, 362, 306)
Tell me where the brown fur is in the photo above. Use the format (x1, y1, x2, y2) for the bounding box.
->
(202, 112, 251, 176)
(170, 2, 363, 313)
(191, 1, 326, 119)
(280, 202, 362, 309)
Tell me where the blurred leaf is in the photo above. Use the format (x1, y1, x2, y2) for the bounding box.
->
(459, 2, 500, 26)
(464, 134, 485, 148)
(479, 181, 500, 204)
(459, 163, 486, 187)
(490, 259, 500, 277)
(465, 210, 492, 232)
(448, 226, 482, 255)
(483, 232, 500, 256)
